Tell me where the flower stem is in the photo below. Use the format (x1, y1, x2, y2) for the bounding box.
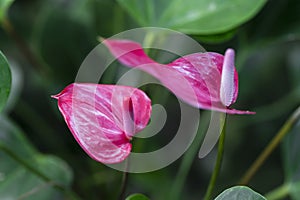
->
(239, 106, 300, 185)
(265, 184, 291, 200)
(203, 114, 227, 200)
(118, 160, 129, 200)
(169, 111, 211, 200)
(118, 171, 129, 200)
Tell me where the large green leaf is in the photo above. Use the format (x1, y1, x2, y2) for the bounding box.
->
(0, 0, 14, 22)
(0, 51, 11, 113)
(282, 118, 300, 200)
(215, 186, 266, 200)
(0, 116, 73, 199)
(117, 0, 267, 34)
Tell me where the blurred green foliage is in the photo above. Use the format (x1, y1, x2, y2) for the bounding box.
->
(0, 51, 11, 112)
(0, 0, 299, 199)
(0, 0, 14, 22)
(0, 116, 73, 199)
(282, 120, 300, 199)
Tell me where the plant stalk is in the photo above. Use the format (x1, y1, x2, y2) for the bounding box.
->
(169, 111, 210, 200)
(239, 106, 300, 185)
(265, 184, 290, 200)
(203, 114, 227, 200)
(118, 160, 129, 200)
(118, 171, 129, 200)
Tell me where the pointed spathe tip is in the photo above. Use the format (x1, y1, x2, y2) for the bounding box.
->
(51, 94, 60, 99)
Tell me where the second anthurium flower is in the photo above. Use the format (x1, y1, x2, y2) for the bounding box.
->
(52, 83, 151, 164)
(103, 39, 255, 114)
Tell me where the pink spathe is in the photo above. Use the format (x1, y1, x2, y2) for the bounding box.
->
(103, 39, 254, 114)
(52, 83, 152, 164)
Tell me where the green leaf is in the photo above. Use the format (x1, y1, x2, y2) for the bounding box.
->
(215, 186, 266, 200)
(192, 28, 237, 44)
(0, 155, 73, 200)
(126, 193, 150, 200)
(0, 116, 73, 199)
(282, 118, 300, 200)
(33, 0, 96, 85)
(0, 116, 36, 158)
(0, 51, 11, 113)
(0, 0, 14, 22)
(117, 0, 267, 34)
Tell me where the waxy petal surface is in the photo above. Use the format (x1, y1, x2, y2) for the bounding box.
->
(103, 39, 254, 114)
(52, 83, 151, 164)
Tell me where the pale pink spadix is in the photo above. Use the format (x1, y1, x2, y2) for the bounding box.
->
(52, 83, 152, 164)
(220, 49, 236, 107)
(103, 39, 255, 114)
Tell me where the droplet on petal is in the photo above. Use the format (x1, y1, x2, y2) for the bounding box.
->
(52, 83, 151, 164)
(220, 48, 236, 107)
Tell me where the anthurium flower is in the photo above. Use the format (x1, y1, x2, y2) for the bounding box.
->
(103, 39, 254, 114)
(52, 83, 151, 164)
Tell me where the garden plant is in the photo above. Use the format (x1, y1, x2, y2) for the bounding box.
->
(0, 0, 300, 200)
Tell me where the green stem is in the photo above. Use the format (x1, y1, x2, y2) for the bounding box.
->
(0, 145, 81, 200)
(119, 167, 128, 200)
(265, 184, 290, 200)
(203, 114, 227, 200)
(143, 30, 156, 55)
(169, 111, 211, 200)
(118, 159, 129, 200)
(118, 171, 129, 200)
(239, 106, 300, 185)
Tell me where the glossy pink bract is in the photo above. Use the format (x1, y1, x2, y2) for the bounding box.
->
(103, 39, 254, 114)
(52, 83, 152, 164)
